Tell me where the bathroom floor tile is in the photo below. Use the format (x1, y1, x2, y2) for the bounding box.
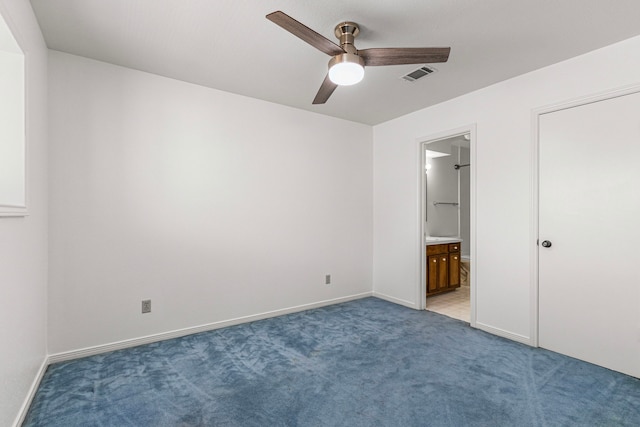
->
(426, 286, 470, 322)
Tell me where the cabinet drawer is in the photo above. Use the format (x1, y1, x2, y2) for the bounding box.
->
(448, 243, 461, 252)
(426, 244, 448, 256)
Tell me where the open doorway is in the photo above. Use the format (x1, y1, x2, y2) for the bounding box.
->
(419, 127, 475, 326)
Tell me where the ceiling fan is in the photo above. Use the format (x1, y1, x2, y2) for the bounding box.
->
(266, 11, 451, 104)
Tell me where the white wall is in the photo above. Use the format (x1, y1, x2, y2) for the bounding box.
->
(0, 1, 48, 426)
(373, 35, 640, 340)
(48, 51, 373, 354)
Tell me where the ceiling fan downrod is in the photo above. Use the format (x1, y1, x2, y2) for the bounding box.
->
(334, 22, 359, 54)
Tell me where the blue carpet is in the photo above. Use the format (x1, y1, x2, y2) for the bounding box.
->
(24, 297, 640, 426)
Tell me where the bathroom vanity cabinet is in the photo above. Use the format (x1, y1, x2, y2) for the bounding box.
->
(426, 242, 461, 296)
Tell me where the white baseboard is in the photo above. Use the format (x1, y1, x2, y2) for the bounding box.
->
(49, 292, 373, 364)
(475, 321, 533, 346)
(13, 356, 48, 427)
(372, 291, 418, 310)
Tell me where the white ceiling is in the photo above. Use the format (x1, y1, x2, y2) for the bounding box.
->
(30, 0, 640, 125)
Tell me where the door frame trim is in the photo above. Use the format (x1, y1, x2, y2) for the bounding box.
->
(530, 82, 640, 347)
(416, 124, 477, 328)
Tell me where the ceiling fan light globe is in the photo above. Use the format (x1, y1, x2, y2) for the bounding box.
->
(328, 54, 365, 86)
(329, 62, 364, 85)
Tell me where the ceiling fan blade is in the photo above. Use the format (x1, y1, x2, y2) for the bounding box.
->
(358, 47, 451, 66)
(266, 11, 344, 56)
(312, 74, 338, 104)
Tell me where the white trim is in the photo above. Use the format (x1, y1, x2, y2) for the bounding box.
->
(12, 357, 48, 427)
(417, 140, 426, 309)
(48, 292, 373, 364)
(534, 83, 640, 117)
(373, 291, 418, 309)
(529, 105, 540, 347)
(468, 125, 477, 329)
(0, 206, 29, 216)
(530, 82, 640, 349)
(475, 322, 532, 346)
(416, 124, 477, 328)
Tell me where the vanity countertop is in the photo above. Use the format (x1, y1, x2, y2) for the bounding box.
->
(425, 237, 462, 246)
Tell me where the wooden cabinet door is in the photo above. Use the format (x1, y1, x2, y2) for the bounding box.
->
(437, 255, 448, 290)
(449, 253, 460, 287)
(427, 255, 439, 293)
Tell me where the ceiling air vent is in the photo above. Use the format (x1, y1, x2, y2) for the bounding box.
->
(401, 65, 437, 82)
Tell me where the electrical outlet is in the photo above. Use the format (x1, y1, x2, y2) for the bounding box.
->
(141, 299, 151, 314)
(325, 274, 331, 285)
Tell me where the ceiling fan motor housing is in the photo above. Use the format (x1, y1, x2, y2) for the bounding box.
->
(328, 52, 365, 71)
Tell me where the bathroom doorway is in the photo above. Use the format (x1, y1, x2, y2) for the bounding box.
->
(419, 126, 475, 326)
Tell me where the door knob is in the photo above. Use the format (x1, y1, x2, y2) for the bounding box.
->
(541, 240, 552, 248)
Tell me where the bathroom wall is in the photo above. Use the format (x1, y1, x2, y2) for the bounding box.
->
(425, 137, 470, 251)
(425, 144, 458, 237)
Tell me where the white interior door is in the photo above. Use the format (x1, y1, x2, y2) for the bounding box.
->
(538, 90, 640, 378)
